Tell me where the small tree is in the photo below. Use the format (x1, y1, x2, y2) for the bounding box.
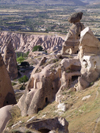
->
(32, 45, 43, 52)
(17, 56, 25, 64)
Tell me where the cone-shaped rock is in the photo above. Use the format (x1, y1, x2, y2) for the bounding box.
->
(4, 37, 18, 80)
(0, 53, 16, 107)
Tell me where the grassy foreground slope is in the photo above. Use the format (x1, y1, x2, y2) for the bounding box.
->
(6, 78, 100, 133)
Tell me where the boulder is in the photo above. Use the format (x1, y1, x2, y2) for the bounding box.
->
(0, 54, 16, 108)
(82, 95, 91, 101)
(68, 12, 83, 23)
(26, 117, 69, 133)
(4, 37, 18, 80)
(18, 64, 61, 116)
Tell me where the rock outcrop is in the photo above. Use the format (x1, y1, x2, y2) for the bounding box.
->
(4, 37, 18, 80)
(0, 53, 16, 107)
(0, 31, 64, 54)
(56, 58, 81, 102)
(61, 12, 84, 55)
(77, 27, 100, 90)
(0, 105, 13, 133)
(26, 117, 69, 133)
(18, 63, 61, 116)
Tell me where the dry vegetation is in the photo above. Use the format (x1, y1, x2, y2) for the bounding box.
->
(5, 77, 100, 133)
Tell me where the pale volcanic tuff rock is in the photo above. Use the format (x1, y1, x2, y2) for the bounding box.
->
(61, 12, 85, 55)
(77, 27, 100, 90)
(4, 37, 18, 80)
(0, 105, 13, 133)
(18, 63, 61, 116)
(0, 31, 64, 54)
(0, 53, 16, 108)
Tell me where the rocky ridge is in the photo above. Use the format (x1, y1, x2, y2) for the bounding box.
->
(0, 31, 64, 54)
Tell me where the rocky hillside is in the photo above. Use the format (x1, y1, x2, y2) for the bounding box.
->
(1, 12, 100, 133)
(0, 31, 64, 54)
(0, 0, 86, 5)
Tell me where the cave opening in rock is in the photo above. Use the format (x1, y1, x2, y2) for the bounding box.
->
(38, 128, 50, 133)
(72, 76, 79, 81)
(6, 101, 9, 104)
(52, 87, 54, 90)
(45, 97, 48, 104)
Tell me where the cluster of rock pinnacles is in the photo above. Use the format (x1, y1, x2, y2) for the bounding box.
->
(0, 11, 100, 133)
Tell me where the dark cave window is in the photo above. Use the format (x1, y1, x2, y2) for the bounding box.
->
(38, 128, 50, 133)
(37, 108, 41, 112)
(72, 76, 79, 81)
(45, 97, 48, 104)
(6, 101, 9, 104)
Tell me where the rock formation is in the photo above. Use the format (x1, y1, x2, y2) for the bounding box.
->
(77, 27, 100, 90)
(0, 53, 16, 108)
(56, 58, 81, 102)
(0, 105, 13, 133)
(4, 37, 18, 80)
(61, 12, 85, 55)
(18, 62, 61, 116)
(0, 31, 64, 54)
(26, 117, 69, 133)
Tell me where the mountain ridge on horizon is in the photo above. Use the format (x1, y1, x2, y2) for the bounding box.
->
(0, 0, 86, 6)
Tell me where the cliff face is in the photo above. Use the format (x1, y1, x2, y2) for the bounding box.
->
(0, 31, 64, 54)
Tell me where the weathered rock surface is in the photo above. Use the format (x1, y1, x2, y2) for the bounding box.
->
(68, 12, 83, 23)
(26, 117, 69, 133)
(61, 13, 84, 55)
(4, 37, 18, 80)
(56, 58, 81, 102)
(0, 31, 64, 54)
(0, 105, 13, 133)
(77, 27, 100, 90)
(18, 63, 61, 116)
(0, 53, 16, 108)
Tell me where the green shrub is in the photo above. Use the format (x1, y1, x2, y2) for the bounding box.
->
(17, 56, 25, 64)
(32, 45, 43, 52)
(18, 75, 28, 83)
(12, 82, 17, 86)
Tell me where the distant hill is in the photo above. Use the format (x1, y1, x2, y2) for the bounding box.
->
(0, 0, 86, 6)
(81, 0, 99, 3)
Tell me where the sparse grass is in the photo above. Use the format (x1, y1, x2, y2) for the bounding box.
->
(8, 105, 21, 128)
(6, 79, 100, 133)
